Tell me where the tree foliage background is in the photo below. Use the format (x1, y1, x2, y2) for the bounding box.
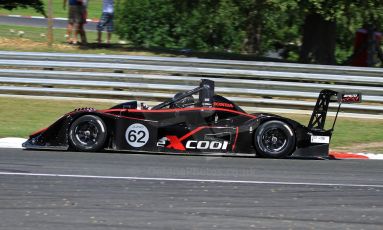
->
(115, 0, 383, 64)
(2, 0, 383, 65)
(0, 0, 45, 16)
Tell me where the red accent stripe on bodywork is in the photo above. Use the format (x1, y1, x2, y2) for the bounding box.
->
(166, 126, 209, 151)
(232, 127, 239, 151)
(100, 107, 257, 119)
(106, 114, 148, 121)
(165, 135, 186, 151)
(30, 127, 48, 137)
(179, 126, 209, 141)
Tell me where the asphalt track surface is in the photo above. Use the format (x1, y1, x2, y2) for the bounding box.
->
(1, 149, 383, 229)
(0, 15, 98, 31)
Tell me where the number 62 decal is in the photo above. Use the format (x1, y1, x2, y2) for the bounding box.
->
(125, 123, 149, 147)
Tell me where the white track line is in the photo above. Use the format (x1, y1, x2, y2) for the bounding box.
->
(0, 172, 382, 188)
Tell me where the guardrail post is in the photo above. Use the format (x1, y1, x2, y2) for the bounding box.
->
(47, 0, 54, 47)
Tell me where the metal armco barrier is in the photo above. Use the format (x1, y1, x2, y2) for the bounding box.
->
(0, 51, 382, 116)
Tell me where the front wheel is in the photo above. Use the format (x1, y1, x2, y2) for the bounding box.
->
(254, 120, 296, 158)
(69, 115, 107, 152)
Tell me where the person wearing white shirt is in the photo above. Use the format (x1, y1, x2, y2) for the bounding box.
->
(97, 0, 114, 44)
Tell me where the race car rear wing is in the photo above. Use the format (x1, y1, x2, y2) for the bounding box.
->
(308, 90, 362, 131)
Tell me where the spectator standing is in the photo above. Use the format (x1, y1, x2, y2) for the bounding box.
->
(97, 0, 114, 44)
(350, 24, 383, 67)
(80, 0, 88, 44)
(83, 0, 88, 22)
(63, 0, 87, 44)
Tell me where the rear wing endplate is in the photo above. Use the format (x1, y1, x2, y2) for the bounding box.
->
(337, 92, 362, 104)
(308, 90, 362, 131)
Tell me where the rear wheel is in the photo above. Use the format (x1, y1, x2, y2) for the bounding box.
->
(69, 115, 107, 152)
(254, 120, 295, 158)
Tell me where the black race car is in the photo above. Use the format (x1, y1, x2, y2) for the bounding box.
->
(23, 79, 361, 158)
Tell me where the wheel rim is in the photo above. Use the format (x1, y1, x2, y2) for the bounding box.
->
(74, 121, 100, 147)
(261, 128, 287, 153)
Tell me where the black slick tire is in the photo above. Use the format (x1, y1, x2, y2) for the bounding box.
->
(69, 115, 107, 152)
(254, 120, 296, 158)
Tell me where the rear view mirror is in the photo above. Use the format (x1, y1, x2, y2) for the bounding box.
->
(337, 92, 362, 104)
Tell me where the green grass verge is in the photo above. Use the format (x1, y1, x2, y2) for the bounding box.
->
(0, 24, 120, 45)
(0, 24, 174, 57)
(0, 97, 382, 153)
(0, 0, 103, 20)
(0, 97, 115, 138)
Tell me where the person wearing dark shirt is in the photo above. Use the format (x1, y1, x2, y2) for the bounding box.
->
(63, 0, 87, 44)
